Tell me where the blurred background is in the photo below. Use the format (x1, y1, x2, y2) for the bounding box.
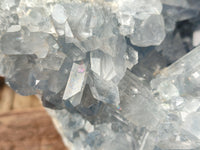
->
(0, 77, 68, 150)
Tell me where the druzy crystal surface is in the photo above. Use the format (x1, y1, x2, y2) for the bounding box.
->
(0, 0, 200, 150)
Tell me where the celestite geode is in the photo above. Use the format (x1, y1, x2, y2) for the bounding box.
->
(0, 0, 200, 150)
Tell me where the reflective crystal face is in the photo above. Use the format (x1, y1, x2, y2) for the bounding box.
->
(1, 0, 200, 150)
(0, 0, 140, 104)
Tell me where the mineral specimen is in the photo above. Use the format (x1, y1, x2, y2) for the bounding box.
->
(0, 0, 200, 150)
(151, 46, 200, 149)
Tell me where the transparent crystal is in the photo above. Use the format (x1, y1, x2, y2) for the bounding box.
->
(130, 15, 166, 47)
(1, 29, 52, 58)
(63, 62, 87, 101)
(119, 71, 162, 130)
(151, 46, 200, 149)
(52, 4, 67, 24)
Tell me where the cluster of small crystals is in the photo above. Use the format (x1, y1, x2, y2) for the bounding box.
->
(1, 0, 200, 150)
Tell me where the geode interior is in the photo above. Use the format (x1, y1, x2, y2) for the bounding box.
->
(0, 0, 200, 150)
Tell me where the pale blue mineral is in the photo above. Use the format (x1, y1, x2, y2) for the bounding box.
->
(0, 0, 200, 150)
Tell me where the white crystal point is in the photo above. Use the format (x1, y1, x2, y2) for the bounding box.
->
(63, 62, 87, 100)
(118, 14, 135, 36)
(22, 32, 50, 58)
(151, 46, 200, 98)
(154, 80, 180, 101)
(91, 50, 116, 80)
(89, 73, 120, 105)
(90, 50, 117, 81)
(64, 43, 86, 61)
(69, 91, 84, 107)
(65, 21, 74, 40)
(18, 7, 56, 34)
(112, 0, 162, 37)
(1, 30, 51, 58)
(39, 52, 66, 70)
(119, 71, 161, 130)
(130, 14, 166, 47)
(48, 71, 66, 94)
(52, 4, 67, 24)
(125, 46, 138, 69)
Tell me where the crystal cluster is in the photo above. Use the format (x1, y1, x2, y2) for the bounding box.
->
(0, 0, 200, 150)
